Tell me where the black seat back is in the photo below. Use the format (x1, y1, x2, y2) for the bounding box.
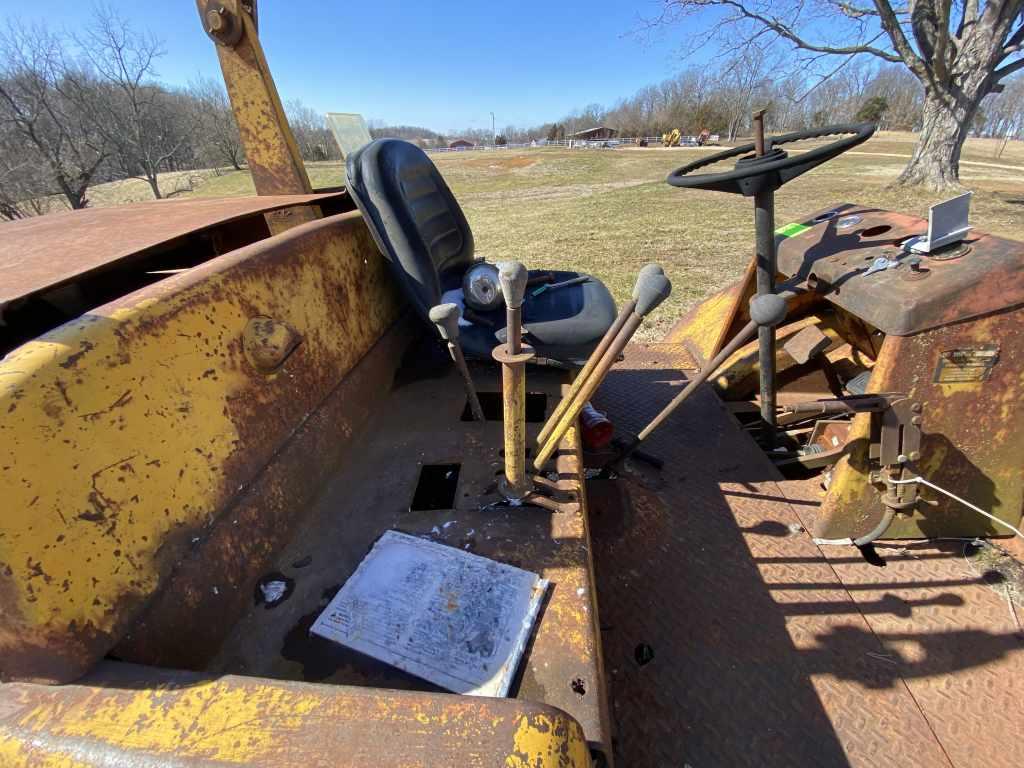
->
(346, 139, 474, 320)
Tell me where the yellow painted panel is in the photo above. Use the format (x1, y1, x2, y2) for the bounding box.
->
(0, 212, 400, 681)
(0, 672, 589, 767)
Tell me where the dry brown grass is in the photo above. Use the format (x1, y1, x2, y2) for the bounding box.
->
(432, 136, 1024, 340)
(60, 133, 1024, 341)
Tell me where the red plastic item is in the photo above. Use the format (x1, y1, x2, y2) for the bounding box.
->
(580, 403, 614, 449)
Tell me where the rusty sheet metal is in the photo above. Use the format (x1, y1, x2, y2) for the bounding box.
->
(814, 303, 1024, 540)
(198, 366, 612, 760)
(663, 269, 752, 365)
(0, 210, 401, 683)
(776, 204, 1024, 336)
(0, 193, 344, 305)
(781, 477, 1024, 768)
(782, 324, 831, 364)
(665, 261, 822, 367)
(112, 318, 413, 671)
(199, 0, 314, 201)
(0, 661, 590, 767)
(589, 344, 952, 767)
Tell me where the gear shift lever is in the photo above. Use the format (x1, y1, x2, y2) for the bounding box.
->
(429, 303, 485, 422)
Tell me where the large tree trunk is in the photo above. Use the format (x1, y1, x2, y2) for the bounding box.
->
(895, 87, 979, 190)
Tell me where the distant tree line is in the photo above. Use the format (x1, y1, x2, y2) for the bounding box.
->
(4, 7, 1021, 222)
(370, 54, 1022, 158)
(545, 55, 1022, 150)
(0, 8, 342, 221)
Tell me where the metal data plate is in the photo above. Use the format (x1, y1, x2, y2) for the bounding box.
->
(933, 346, 1000, 383)
(311, 530, 548, 697)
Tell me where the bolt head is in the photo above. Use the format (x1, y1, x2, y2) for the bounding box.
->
(909, 451, 921, 461)
(206, 8, 226, 31)
(911, 415, 923, 425)
(911, 402, 922, 413)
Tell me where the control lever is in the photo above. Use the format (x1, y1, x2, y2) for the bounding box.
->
(493, 262, 535, 500)
(430, 303, 485, 422)
(536, 264, 665, 450)
(606, 286, 803, 473)
(533, 268, 672, 472)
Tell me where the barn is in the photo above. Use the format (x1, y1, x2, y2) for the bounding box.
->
(568, 126, 619, 141)
(448, 139, 475, 150)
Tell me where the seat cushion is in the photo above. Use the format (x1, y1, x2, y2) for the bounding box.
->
(346, 139, 474, 321)
(458, 270, 617, 364)
(347, 139, 617, 363)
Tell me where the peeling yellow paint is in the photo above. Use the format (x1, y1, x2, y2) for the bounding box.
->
(507, 713, 589, 768)
(0, 213, 400, 681)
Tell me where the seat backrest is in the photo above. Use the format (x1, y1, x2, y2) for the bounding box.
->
(346, 139, 474, 320)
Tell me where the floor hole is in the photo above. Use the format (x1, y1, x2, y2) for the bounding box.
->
(462, 392, 547, 422)
(860, 224, 892, 238)
(634, 643, 655, 666)
(410, 464, 461, 511)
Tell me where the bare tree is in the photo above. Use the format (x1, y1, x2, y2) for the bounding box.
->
(77, 7, 189, 199)
(0, 123, 51, 219)
(285, 99, 340, 161)
(864, 64, 924, 129)
(654, 1, 1024, 189)
(719, 47, 777, 139)
(188, 77, 244, 170)
(982, 73, 1024, 155)
(0, 21, 108, 211)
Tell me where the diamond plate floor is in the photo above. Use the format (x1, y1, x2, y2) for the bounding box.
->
(589, 343, 1024, 767)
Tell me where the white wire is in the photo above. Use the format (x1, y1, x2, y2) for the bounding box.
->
(892, 475, 1024, 541)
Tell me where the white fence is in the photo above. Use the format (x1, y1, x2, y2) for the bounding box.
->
(425, 135, 720, 153)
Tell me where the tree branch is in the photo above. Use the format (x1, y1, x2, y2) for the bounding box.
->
(872, 0, 930, 77)
(700, 0, 904, 61)
(993, 54, 1024, 79)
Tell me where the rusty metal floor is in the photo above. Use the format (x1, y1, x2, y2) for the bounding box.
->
(208, 339, 611, 752)
(590, 343, 1024, 768)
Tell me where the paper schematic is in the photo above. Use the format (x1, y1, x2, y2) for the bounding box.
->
(311, 530, 548, 697)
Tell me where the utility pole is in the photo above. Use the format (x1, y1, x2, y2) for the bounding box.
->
(490, 111, 495, 142)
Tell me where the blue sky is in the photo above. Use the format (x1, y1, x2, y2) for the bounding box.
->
(1, 1, 707, 132)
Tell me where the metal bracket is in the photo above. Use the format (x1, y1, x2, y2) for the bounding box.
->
(876, 397, 923, 512)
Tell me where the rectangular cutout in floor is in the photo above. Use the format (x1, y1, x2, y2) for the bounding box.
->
(410, 463, 461, 511)
(462, 392, 547, 423)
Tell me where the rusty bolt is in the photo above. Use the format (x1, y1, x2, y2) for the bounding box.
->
(206, 8, 225, 33)
(201, 1, 243, 46)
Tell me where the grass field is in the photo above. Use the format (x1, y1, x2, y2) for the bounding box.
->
(77, 132, 1024, 339)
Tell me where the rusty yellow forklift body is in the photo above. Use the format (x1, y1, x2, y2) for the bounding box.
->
(3, 2, 1024, 767)
(0, 3, 596, 765)
(667, 205, 1024, 541)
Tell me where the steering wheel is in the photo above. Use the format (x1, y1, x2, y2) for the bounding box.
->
(667, 123, 875, 197)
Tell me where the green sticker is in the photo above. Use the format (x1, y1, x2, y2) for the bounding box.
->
(775, 222, 810, 238)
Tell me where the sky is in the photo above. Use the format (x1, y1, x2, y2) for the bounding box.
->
(0, 1, 710, 132)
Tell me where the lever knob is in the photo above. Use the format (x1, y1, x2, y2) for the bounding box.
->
(428, 303, 461, 341)
(498, 261, 529, 309)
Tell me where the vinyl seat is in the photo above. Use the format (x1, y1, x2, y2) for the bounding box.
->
(345, 139, 616, 363)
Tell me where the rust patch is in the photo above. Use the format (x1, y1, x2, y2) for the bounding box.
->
(815, 304, 1024, 539)
(0, 194, 342, 306)
(777, 204, 1024, 336)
